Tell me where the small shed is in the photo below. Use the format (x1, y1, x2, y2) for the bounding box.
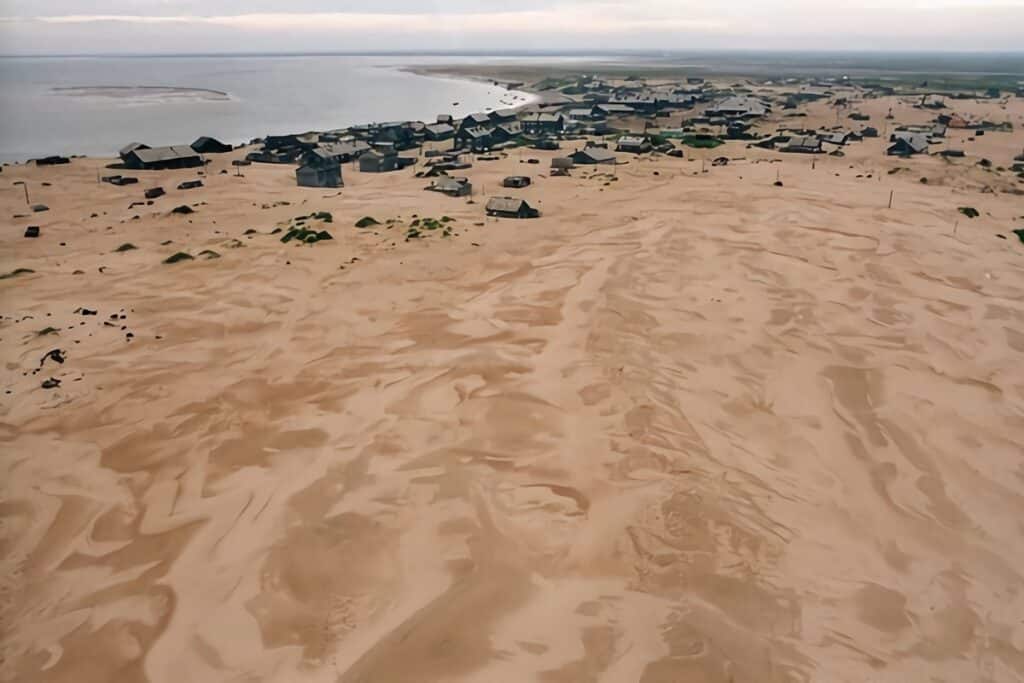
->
(486, 196, 539, 219)
(296, 161, 343, 188)
(359, 149, 400, 173)
(191, 137, 232, 154)
(503, 176, 531, 188)
(551, 157, 575, 170)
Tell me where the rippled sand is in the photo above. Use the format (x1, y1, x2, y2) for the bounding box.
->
(3, 92, 1024, 682)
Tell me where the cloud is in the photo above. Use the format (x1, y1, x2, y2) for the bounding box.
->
(23, 8, 729, 34)
(2, 0, 1024, 52)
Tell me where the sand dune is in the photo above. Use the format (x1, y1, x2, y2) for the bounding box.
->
(3, 91, 1024, 682)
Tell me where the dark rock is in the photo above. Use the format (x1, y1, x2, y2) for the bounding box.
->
(41, 378, 61, 389)
(24, 226, 40, 238)
(145, 187, 165, 199)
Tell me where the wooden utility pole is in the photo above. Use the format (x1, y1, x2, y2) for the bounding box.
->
(888, 190, 894, 209)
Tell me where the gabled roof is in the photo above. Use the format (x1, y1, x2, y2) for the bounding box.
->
(490, 108, 518, 120)
(572, 147, 617, 163)
(708, 96, 769, 116)
(486, 196, 531, 212)
(891, 131, 929, 152)
(464, 112, 492, 125)
(430, 176, 470, 192)
(131, 145, 200, 163)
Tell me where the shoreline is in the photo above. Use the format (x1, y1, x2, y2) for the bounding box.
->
(0, 59, 539, 163)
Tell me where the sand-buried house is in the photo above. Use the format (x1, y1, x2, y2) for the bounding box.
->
(486, 196, 539, 218)
(121, 145, 203, 170)
(570, 147, 617, 165)
(887, 132, 929, 156)
(426, 176, 472, 197)
(296, 159, 343, 188)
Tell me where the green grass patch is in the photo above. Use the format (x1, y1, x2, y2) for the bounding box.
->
(281, 228, 333, 244)
(681, 135, 724, 149)
(313, 211, 333, 223)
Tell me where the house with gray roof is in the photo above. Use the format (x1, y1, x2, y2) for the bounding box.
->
(707, 96, 770, 119)
(486, 196, 539, 218)
(570, 147, 617, 165)
(887, 132, 929, 156)
(122, 145, 203, 170)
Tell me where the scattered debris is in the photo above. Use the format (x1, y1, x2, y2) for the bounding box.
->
(24, 226, 40, 238)
(145, 187, 165, 199)
(178, 180, 204, 190)
(37, 326, 58, 336)
(76, 308, 97, 316)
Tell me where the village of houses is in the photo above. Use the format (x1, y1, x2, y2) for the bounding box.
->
(97, 72, 1024, 223)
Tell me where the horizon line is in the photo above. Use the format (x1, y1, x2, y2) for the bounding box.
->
(4, 48, 1024, 60)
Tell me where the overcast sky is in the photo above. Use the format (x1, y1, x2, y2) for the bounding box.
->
(2, 0, 1024, 55)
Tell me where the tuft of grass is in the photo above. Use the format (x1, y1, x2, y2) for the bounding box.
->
(958, 207, 980, 219)
(355, 216, 379, 228)
(243, 228, 259, 235)
(281, 227, 333, 244)
(0, 267, 34, 280)
(163, 252, 194, 264)
(114, 243, 137, 252)
(313, 211, 333, 223)
(37, 326, 59, 336)
(198, 250, 221, 259)
(170, 205, 195, 215)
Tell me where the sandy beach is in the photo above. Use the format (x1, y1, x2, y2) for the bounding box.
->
(3, 87, 1024, 682)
